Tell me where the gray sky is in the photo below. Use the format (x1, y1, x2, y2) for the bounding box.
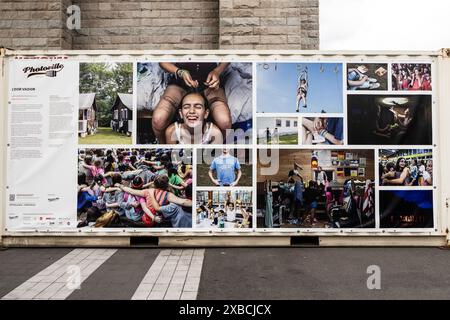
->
(320, 0, 450, 51)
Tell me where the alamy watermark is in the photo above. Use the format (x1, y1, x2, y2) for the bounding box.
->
(67, 5, 81, 30)
(366, 265, 381, 290)
(66, 265, 81, 290)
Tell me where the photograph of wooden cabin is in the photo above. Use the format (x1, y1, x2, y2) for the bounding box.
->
(111, 93, 133, 136)
(79, 62, 133, 145)
(78, 93, 98, 138)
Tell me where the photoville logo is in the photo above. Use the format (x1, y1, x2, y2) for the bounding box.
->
(22, 63, 64, 78)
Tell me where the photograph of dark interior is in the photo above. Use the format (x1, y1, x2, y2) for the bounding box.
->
(380, 190, 433, 228)
(257, 149, 375, 229)
(347, 95, 432, 145)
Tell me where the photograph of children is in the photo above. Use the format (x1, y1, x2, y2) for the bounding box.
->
(392, 63, 432, 91)
(197, 148, 252, 187)
(196, 190, 252, 229)
(347, 63, 387, 91)
(257, 149, 375, 229)
(77, 148, 193, 228)
(380, 190, 433, 228)
(347, 95, 432, 145)
(379, 149, 433, 187)
(302, 117, 344, 145)
(79, 63, 133, 145)
(136, 62, 253, 145)
(257, 63, 343, 114)
(257, 117, 299, 145)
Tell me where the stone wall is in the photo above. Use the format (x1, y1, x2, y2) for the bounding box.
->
(72, 0, 220, 49)
(0, 0, 319, 50)
(0, 1, 70, 49)
(219, 0, 319, 49)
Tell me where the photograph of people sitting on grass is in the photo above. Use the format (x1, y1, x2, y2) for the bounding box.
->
(79, 62, 133, 145)
(257, 116, 299, 145)
(77, 148, 192, 228)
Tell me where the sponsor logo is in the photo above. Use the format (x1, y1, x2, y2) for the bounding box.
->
(22, 63, 64, 78)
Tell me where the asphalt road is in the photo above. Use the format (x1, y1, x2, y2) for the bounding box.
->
(1, 247, 449, 300)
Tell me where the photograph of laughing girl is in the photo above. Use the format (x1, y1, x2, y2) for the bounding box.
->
(77, 148, 193, 228)
(379, 149, 433, 186)
(136, 62, 253, 145)
(347, 95, 432, 145)
(392, 63, 432, 91)
(257, 63, 343, 114)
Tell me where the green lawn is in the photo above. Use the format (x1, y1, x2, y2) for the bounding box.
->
(78, 127, 132, 145)
(258, 134, 298, 145)
(197, 164, 253, 187)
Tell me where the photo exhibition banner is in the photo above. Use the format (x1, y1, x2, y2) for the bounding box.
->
(3, 55, 438, 234)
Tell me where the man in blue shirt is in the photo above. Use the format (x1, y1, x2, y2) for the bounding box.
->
(208, 149, 242, 186)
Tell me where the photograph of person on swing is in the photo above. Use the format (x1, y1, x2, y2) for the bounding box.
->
(347, 95, 432, 145)
(256, 63, 343, 114)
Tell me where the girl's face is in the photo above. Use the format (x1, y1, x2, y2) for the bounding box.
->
(180, 94, 208, 128)
(426, 161, 433, 173)
(399, 158, 406, 169)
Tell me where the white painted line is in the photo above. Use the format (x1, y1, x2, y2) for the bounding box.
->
(131, 249, 205, 300)
(1, 248, 117, 300)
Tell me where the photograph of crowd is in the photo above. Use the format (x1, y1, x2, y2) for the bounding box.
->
(196, 190, 253, 229)
(257, 117, 299, 145)
(379, 149, 433, 186)
(257, 63, 343, 114)
(302, 117, 344, 145)
(347, 95, 432, 145)
(79, 62, 133, 145)
(197, 148, 252, 187)
(392, 63, 432, 91)
(257, 149, 375, 229)
(380, 190, 433, 228)
(136, 62, 252, 145)
(347, 64, 387, 91)
(77, 148, 193, 228)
